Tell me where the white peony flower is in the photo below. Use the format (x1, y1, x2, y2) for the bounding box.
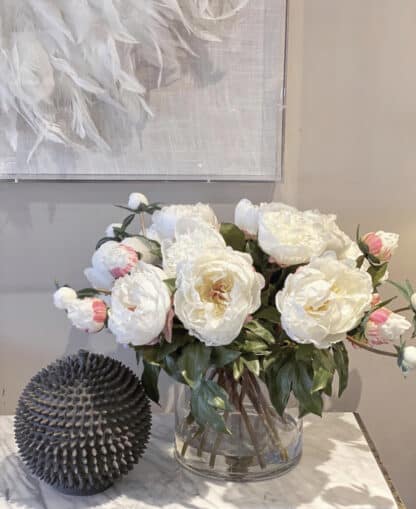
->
(276, 252, 373, 349)
(121, 237, 159, 265)
(174, 247, 265, 346)
(402, 346, 416, 372)
(161, 218, 226, 278)
(53, 287, 77, 310)
(84, 241, 139, 290)
(150, 203, 218, 241)
(258, 206, 351, 266)
(362, 231, 399, 262)
(234, 199, 260, 236)
(108, 262, 171, 345)
(128, 192, 149, 210)
(105, 223, 122, 237)
(364, 308, 411, 345)
(67, 298, 107, 333)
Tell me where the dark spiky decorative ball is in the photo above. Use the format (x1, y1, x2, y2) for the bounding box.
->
(14, 350, 151, 496)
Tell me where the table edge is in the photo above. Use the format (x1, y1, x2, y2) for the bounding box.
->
(353, 412, 406, 509)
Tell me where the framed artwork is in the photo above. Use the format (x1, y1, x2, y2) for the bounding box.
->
(0, 0, 287, 181)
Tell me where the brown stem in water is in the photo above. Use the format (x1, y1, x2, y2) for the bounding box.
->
(227, 371, 266, 470)
(243, 372, 289, 462)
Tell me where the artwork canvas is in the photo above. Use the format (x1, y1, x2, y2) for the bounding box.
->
(0, 0, 286, 181)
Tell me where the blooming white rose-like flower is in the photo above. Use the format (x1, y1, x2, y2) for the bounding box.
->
(121, 237, 159, 265)
(108, 262, 171, 345)
(234, 200, 298, 237)
(105, 223, 122, 238)
(362, 231, 399, 262)
(150, 203, 218, 241)
(128, 192, 149, 210)
(161, 218, 226, 278)
(84, 241, 139, 290)
(53, 287, 77, 310)
(234, 199, 260, 236)
(276, 252, 373, 349)
(258, 207, 351, 266)
(402, 346, 416, 372)
(364, 307, 411, 345)
(67, 298, 107, 333)
(174, 247, 265, 346)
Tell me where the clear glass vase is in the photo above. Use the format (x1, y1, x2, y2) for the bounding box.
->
(174, 370, 302, 482)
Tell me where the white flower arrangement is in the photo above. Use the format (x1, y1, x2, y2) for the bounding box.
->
(54, 194, 416, 435)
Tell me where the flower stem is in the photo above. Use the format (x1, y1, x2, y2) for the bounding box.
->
(140, 213, 146, 236)
(96, 288, 111, 295)
(222, 370, 266, 470)
(209, 411, 229, 468)
(347, 336, 398, 358)
(392, 306, 411, 314)
(245, 372, 289, 462)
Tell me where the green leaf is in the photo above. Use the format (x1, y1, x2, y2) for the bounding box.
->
(163, 278, 176, 293)
(232, 358, 245, 381)
(191, 383, 230, 433)
(234, 333, 271, 354)
(333, 343, 349, 397)
(387, 280, 412, 301)
(177, 343, 211, 386)
(220, 223, 246, 251)
(254, 306, 281, 324)
(115, 203, 162, 215)
(295, 344, 315, 362)
(293, 363, 323, 417)
(155, 334, 191, 362)
(244, 320, 275, 344)
(267, 359, 296, 417)
(200, 380, 232, 412)
(121, 213, 136, 231)
(163, 355, 186, 383)
(141, 361, 160, 404)
(242, 357, 260, 376)
(311, 358, 334, 394)
(368, 263, 388, 288)
(76, 288, 100, 299)
(406, 279, 414, 295)
(246, 239, 268, 270)
(96, 237, 115, 250)
(211, 347, 240, 368)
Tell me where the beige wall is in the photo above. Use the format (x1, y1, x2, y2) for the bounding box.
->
(1, 0, 416, 505)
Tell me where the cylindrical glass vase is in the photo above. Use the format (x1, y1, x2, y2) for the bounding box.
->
(174, 371, 302, 482)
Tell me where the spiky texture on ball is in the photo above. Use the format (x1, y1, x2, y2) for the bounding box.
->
(14, 350, 151, 496)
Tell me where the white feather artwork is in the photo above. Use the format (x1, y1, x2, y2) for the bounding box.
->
(0, 0, 249, 162)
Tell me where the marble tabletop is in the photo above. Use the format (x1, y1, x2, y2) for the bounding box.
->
(0, 413, 402, 509)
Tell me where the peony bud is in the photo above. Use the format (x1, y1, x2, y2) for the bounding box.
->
(53, 287, 77, 310)
(128, 193, 149, 210)
(402, 346, 416, 372)
(411, 293, 416, 311)
(364, 307, 411, 345)
(105, 223, 122, 238)
(362, 231, 399, 262)
(234, 199, 260, 236)
(67, 298, 107, 333)
(121, 237, 159, 265)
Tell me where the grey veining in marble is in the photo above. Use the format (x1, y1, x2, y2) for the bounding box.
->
(0, 413, 398, 509)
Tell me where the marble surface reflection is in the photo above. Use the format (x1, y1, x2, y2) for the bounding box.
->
(0, 413, 398, 509)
